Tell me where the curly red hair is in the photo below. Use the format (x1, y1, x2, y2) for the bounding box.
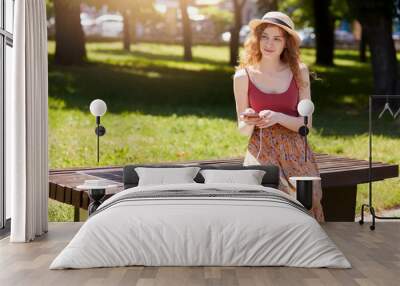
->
(237, 23, 306, 89)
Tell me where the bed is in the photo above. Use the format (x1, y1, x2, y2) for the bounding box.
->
(49, 164, 351, 269)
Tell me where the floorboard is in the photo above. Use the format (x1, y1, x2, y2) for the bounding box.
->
(0, 222, 399, 286)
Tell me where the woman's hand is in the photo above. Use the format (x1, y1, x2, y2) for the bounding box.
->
(240, 108, 262, 125)
(256, 110, 282, 128)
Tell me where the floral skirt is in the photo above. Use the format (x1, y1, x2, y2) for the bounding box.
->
(243, 124, 325, 222)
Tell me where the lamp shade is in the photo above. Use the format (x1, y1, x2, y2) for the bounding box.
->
(297, 99, 314, 116)
(90, 99, 107, 117)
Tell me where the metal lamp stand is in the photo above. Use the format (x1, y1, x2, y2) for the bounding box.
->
(293, 115, 314, 210)
(359, 95, 400, 230)
(298, 115, 309, 163)
(95, 116, 106, 164)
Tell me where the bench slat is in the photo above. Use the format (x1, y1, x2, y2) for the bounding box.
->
(48, 154, 399, 212)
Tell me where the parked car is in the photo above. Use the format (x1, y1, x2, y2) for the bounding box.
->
(335, 30, 355, 45)
(221, 25, 251, 44)
(297, 27, 315, 47)
(47, 17, 56, 37)
(47, 12, 126, 39)
(392, 31, 400, 40)
(298, 27, 355, 47)
(82, 13, 123, 38)
(80, 12, 96, 36)
(94, 14, 123, 38)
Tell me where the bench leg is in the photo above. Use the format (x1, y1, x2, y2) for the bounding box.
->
(74, 206, 80, 222)
(321, 185, 357, 222)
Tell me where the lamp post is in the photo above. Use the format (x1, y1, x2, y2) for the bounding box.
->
(89, 99, 107, 164)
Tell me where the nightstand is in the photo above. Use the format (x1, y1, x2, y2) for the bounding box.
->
(77, 181, 118, 215)
(289, 176, 321, 210)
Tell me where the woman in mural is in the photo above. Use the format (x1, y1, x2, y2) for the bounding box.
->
(233, 11, 324, 222)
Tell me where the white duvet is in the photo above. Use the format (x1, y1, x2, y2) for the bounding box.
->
(50, 183, 351, 269)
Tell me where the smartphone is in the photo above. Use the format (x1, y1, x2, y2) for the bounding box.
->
(241, 112, 259, 119)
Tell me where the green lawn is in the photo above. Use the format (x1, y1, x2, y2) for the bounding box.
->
(48, 41, 400, 221)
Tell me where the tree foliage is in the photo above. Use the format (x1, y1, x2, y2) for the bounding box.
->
(86, 0, 157, 24)
(278, 0, 350, 28)
(347, 0, 398, 94)
(257, 0, 278, 14)
(46, 0, 54, 19)
(200, 6, 233, 41)
(85, 0, 157, 50)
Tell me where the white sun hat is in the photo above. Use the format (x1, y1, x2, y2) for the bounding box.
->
(249, 11, 301, 46)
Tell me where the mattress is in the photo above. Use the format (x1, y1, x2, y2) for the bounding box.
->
(50, 183, 351, 269)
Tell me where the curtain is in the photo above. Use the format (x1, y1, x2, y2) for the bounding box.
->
(7, 0, 48, 242)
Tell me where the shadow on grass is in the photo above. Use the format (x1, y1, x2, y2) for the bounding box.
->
(49, 53, 236, 118)
(48, 51, 400, 137)
(93, 48, 229, 66)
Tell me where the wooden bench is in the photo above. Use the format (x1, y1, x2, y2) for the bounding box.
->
(49, 153, 399, 222)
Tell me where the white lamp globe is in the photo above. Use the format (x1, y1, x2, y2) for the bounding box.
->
(297, 99, 314, 116)
(90, 99, 107, 117)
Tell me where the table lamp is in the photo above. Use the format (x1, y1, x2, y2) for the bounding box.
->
(90, 99, 107, 164)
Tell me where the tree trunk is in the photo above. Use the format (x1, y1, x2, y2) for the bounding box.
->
(123, 10, 131, 51)
(54, 0, 86, 65)
(361, 14, 397, 94)
(131, 16, 137, 45)
(313, 0, 335, 66)
(348, 0, 397, 94)
(359, 28, 367, 62)
(230, 0, 245, 66)
(179, 0, 192, 61)
(257, 0, 278, 14)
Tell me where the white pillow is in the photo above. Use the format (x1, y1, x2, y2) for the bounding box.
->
(135, 167, 201, 186)
(200, 169, 266, 185)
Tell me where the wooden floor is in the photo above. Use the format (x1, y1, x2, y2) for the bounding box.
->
(0, 222, 399, 286)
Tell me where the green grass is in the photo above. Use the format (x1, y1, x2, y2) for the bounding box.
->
(48, 41, 400, 221)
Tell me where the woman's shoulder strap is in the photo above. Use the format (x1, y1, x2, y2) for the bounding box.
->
(244, 67, 250, 78)
(234, 68, 249, 80)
